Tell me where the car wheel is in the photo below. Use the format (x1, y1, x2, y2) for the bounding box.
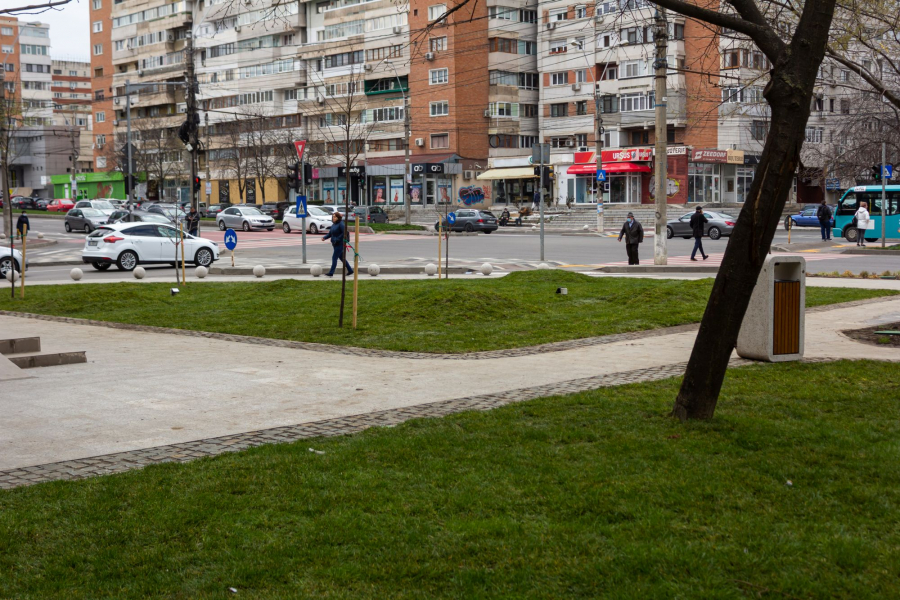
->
(310, 223, 319, 234)
(84, 224, 93, 234)
(218, 220, 226, 231)
(484, 229, 492, 234)
(708, 226, 722, 241)
(242, 221, 251, 232)
(283, 222, 291, 234)
(784, 217, 793, 231)
(65, 222, 71, 232)
(91, 261, 111, 271)
(116, 250, 138, 271)
(267, 228, 274, 232)
(682, 236, 692, 239)
(194, 247, 213, 267)
(0, 257, 17, 279)
(464, 223, 475, 232)
(666, 226, 674, 239)
(844, 227, 858, 242)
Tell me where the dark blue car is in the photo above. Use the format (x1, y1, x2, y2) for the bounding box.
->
(784, 205, 835, 230)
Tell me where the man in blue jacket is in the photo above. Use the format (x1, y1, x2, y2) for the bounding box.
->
(322, 212, 353, 277)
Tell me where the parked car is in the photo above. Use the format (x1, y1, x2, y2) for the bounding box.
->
(435, 209, 498, 233)
(47, 198, 75, 213)
(108, 209, 172, 224)
(274, 201, 293, 221)
(0, 246, 27, 280)
(35, 198, 51, 211)
(81, 222, 219, 271)
(259, 203, 279, 218)
(65, 208, 109, 233)
(74, 199, 117, 217)
(206, 203, 231, 218)
(666, 211, 737, 240)
(216, 206, 275, 231)
(145, 203, 186, 223)
(10, 196, 38, 210)
(784, 204, 835, 230)
(282, 205, 332, 234)
(319, 205, 357, 221)
(354, 205, 390, 224)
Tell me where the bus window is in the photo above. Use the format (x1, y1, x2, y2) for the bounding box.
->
(837, 192, 857, 215)
(869, 192, 900, 216)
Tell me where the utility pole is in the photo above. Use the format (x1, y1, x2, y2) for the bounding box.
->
(653, 7, 668, 265)
(205, 111, 211, 207)
(594, 94, 604, 233)
(125, 79, 133, 206)
(185, 28, 199, 218)
(881, 141, 886, 248)
(385, 61, 410, 225)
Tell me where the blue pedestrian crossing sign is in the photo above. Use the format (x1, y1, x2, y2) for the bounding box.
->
(295, 194, 308, 218)
(447, 212, 457, 225)
(596, 170, 607, 182)
(224, 228, 238, 251)
(884, 164, 893, 179)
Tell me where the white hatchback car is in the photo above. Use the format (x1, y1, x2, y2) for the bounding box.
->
(74, 199, 117, 217)
(0, 246, 26, 280)
(81, 222, 219, 271)
(282, 205, 332, 234)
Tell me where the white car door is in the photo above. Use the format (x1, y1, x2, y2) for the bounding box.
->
(122, 224, 164, 262)
(155, 224, 184, 263)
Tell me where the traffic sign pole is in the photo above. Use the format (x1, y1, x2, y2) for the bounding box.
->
(445, 212, 457, 280)
(224, 228, 237, 267)
(882, 142, 886, 248)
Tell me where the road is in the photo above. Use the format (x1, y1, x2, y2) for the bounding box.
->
(12, 214, 900, 284)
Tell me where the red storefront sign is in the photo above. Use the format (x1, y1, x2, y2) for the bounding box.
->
(574, 150, 596, 164)
(691, 148, 728, 163)
(601, 147, 653, 162)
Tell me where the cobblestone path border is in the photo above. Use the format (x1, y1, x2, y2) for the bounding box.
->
(0, 296, 892, 361)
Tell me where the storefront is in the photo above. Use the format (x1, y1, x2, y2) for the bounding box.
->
(689, 149, 758, 203)
(476, 161, 537, 206)
(564, 149, 652, 204)
(51, 172, 131, 200)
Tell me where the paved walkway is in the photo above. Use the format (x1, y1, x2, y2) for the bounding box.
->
(2, 296, 900, 489)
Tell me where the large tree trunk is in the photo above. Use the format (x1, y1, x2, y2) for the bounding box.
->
(672, 43, 830, 420)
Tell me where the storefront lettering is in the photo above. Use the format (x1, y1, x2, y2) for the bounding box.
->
(601, 148, 652, 162)
(691, 149, 728, 163)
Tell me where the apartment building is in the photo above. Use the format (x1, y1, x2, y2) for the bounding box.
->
(89, 0, 114, 172)
(51, 59, 94, 175)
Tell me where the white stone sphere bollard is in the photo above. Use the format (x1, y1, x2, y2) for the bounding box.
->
(481, 263, 493, 276)
(133, 266, 146, 280)
(195, 266, 208, 279)
(69, 268, 82, 281)
(253, 265, 265, 278)
(37, 232, 45, 239)
(0, 233, 6, 240)
(582, 224, 590, 231)
(538, 263, 551, 270)
(310, 264, 323, 277)
(368, 263, 380, 277)
(424, 263, 437, 276)
(7, 269, 20, 282)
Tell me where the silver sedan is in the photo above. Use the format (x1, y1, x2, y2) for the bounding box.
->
(216, 206, 275, 232)
(666, 211, 737, 240)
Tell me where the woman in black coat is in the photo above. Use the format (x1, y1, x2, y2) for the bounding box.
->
(322, 212, 354, 277)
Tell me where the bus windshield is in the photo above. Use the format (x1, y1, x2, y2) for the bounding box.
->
(838, 190, 900, 216)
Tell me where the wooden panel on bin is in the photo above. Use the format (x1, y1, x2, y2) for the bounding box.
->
(773, 280, 800, 355)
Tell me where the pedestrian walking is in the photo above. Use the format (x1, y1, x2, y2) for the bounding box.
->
(184, 206, 200, 236)
(816, 199, 833, 241)
(854, 201, 870, 246)
(689, 206, 709, 261)
(322, 212, 353, 277)
(16, 210, 30, 240)
(617, 211, 644, 265)
(532, 189, 541, 211)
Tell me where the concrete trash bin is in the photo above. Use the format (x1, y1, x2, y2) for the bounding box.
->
(736, 254, 805, 362)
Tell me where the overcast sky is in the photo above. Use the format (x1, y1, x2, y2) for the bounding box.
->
(27, 0, 90, 62)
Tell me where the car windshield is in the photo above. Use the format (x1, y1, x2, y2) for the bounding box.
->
(308, 206, 328, 217)
(717, 214, 736, 221)
(319, 206, 335, 214)
(262, 204, 276, 209)
(93, 201, 114, 210)
(82, 208, 104, 217)
(480, 211, 496, 217)
(141, 214, 170, 223)
(241, 208, 263, 216)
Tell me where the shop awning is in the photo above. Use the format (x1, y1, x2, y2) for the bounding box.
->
(477, 167, 537, 180)
(566, 162, 652, 175)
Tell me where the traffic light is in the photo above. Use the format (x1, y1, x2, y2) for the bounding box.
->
(303, 162, 313, 185)
(193, 176, 201, 193)
(124, 174, 136, 194)
(289, 162, 301, 192)
(872, 164, 882, 181)
(542, 166, 555, 190)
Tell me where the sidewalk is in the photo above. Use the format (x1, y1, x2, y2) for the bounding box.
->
(2, 296, 899, 485)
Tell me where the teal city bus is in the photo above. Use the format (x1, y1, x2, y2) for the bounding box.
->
(833, 185, 900, 243)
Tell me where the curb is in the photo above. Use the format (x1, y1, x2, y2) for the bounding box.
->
(841, 248, 900, 256)
(208, 265, 475, 275)
(596, 265, 718, 274)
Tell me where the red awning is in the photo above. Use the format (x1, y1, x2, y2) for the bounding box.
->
(567, 162, 652, 175)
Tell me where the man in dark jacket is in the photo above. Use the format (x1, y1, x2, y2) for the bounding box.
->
(689, 206, 709, 261)
(322, 212, 353, 277)
(617, 212, 644, 265)
(816, 199, 833, 241)
(184, 206, 200, 236)
(16, 211, 30, 240)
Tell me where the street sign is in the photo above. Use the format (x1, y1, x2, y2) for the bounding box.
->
(596, 170, 607, 182)
(884, 164, 893, 179)
(224, 228, 237, 251)
(825, 178, 841, 191)
(293, 140, 306, 162)
(531, 143, 550, 165)
(205, 181, 212, 195)
(295, 194, 308, 218)
(447, 212, 457, 225)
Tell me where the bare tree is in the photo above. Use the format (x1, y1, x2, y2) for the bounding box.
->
(213, 120, 252, 203)
(0, 68, 33, 236)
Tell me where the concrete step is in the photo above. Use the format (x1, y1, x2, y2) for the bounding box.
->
(6, 351, 87, 369)
(0, 337, 41, 355)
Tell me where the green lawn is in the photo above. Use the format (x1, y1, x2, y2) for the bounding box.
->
(2, 361, 900, 598)
(368, 222, 426, 231)
(0, 272, 893, 353)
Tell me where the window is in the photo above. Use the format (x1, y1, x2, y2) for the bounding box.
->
(430, 37, 446, 52)
(1, 45, 12, 53)
(550, 137, 572, 148)
(20, 44, 49, 55)
(550, 71, 568, 86)
(489, 102, 517, 117)
(549, 8, 567, 21)
(492, 135, 518, 148)
(93, 43, 103, 55)
(366, 45, 402, 61)
(550, 103, 568, 117)
(575, 5, 587, 18)
(622, 27, 641, 44)
(431, 133, 449, 149)
(93, 21, 103, 33)
(520, 135, 538, 148)
(550, 39, 567, 54)
(92, 0, 101, 8)
(840, 98, 850, 115)
(96, 134, 106, 146)
(518, 72, 539, 89)
(429, 68, 448, 84)
(368, 106, 404, 122)
(518, 40, 537, 55)
(429, 4, 447, 21)
(621, 60, 645, 78)
(631, 131, 649, 145)
(601, 95, 618, 113)
(284, 88, 298, 100)
(724, 50, 740, 68)
(620, 92, 653, 112)
(430, 101, 449, 116)
(805, 126, 823, 143)
(522, 104, 538, 117)
(839, 69, 850, 82)
(673, 23, 684, 39)
(324, 50, 363, 68)
(576, 101, 587, 115)
(575, 134, 588, 146)
(1, 27, 12, 36)
(598, 32, 615, 47)
(602, 65, 617, 80)
(4, 63, 13, 72)
(572, 37, 585, 50)
(489, 6, 517, 20)
(491, 38, 517, 53)
(94, 89, 104, 101)
(576, 69, 587, 83)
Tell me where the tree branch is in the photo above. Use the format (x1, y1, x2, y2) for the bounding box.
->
(0, 0, 74, 15)
(826, 48, 900, 111)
